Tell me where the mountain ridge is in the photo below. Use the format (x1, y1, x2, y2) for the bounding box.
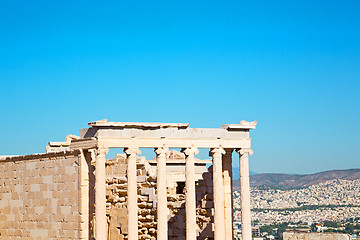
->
(233, 168, 360, 190)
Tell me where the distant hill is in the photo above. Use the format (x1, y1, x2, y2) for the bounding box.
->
(232, 168, 257, 180)
(233, 169, 360, 190)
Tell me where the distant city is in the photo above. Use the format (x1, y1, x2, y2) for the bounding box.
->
(232, 169, 360, 240)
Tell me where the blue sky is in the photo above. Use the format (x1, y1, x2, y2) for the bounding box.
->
(0, 1, 359, 174)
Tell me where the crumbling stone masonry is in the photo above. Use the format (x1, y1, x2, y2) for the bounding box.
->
(104, 151, 215, 240)
(0, 120, 257, 240)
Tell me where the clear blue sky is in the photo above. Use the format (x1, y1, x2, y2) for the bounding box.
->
(1, 1, 359, 174)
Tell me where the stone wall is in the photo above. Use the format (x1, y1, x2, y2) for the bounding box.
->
(0, 151, 83, 239)
(283, 232, 352, 240)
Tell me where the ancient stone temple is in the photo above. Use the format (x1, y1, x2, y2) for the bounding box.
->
(0, 119, 257, 240)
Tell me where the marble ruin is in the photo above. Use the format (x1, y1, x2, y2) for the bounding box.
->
(0, 119, 257, 239)
(283, 232, 352, 240)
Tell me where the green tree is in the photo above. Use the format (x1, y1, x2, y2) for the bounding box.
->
(323, 221, 339, 228)
(311, 223, 317, 232)
(345, 224, 354, 234)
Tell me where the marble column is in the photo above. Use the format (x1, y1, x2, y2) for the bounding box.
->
(94, 147, 108, 240)
(79, 149, 90, 240)
(237, 148, 253, 240)
(155, 147, 169, 240)
(222, 149, 234, 240)
(182, 147, 199, 240)
(211, 147, 226, 240)
(125, 147, 142, 240)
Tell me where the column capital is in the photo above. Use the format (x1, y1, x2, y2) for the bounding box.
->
(181, 146, 199, 156)
(154, 146, 170, 156)
(236, 148, 253, 156)
(224, 148, 234, 155)
(96, 147, 109, 155)
(124, 147, 141, 156)
(210, 147, 226, 156)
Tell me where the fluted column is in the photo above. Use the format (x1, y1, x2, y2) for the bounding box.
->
(182, 147, 199, 240)
(125, 147, 142, 240)
(79, 149, 90, 240)
(222, 149, 233, 240)
(93, 147, 109, 240)
(155, 147, 169, 240)
(211, 147, 226, 240)
(237, 148, 253, 240)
